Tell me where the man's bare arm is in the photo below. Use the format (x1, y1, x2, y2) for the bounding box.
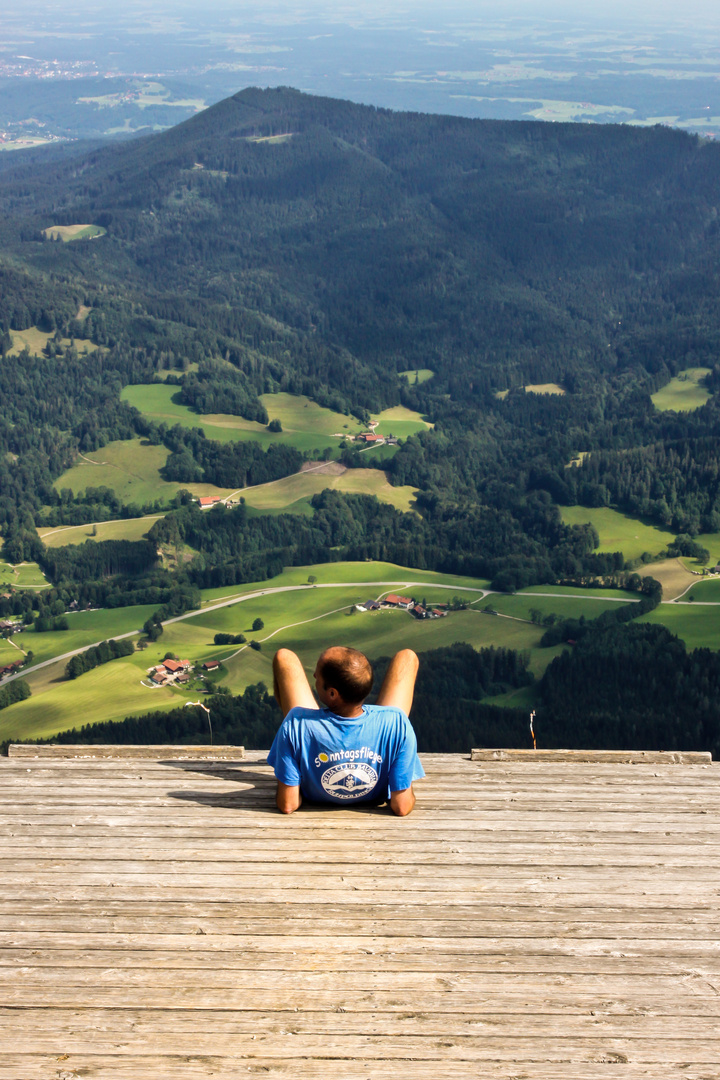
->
(276, 782, 302, 815)
(389, 786, 415, 817)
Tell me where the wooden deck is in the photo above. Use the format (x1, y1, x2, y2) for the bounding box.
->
(1, 748, 720, 1078)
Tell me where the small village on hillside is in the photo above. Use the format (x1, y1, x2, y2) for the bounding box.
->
(356, 593, 450, 620)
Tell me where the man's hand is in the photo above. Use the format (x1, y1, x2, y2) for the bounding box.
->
(390, 786, 415, 817)
(276, 782, 302, 814)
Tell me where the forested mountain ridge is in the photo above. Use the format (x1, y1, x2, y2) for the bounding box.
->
(3, 85, 720, 396)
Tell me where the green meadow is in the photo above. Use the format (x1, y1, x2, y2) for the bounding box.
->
(399, 369, 434, 384)
(38, 516, 164, 548)
(489, 591, 638, 621)
(561, 505, 720, 565)
(686, 578, 720, 602)
(372, 405, 432, 439)
(652, 368, 711, 412)
(53, 438, 234, 505)
(640, 603, 720, 651)
(241, 467, 417, 515)
(0, 560, 49, 589)
(560, 505, 678, 561)
(14, 605, 159, 667)
(42, 224, 107, 243)
(121, 385, 365, 454)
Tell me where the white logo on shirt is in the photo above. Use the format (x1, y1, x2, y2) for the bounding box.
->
(320, 762, 378, 800)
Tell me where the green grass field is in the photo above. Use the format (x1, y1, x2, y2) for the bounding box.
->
(399, 369, 434, 385)
(15, 605, 159, 668)
(561, 505, 720, 566)
(198, 561, 491, 604)
(651, 368, 711, 412)
(0, 560, 49, 589)
(53, 438, 234, 505)
(640, 603, 720, 651)
(241, 466, 417, 514)
(685, 578, 720, 602)
(38, 516, 164, 548)
(372, 406, 432, 439)
(489, 592, 638, 621)
(121, 385, 365, 454)
(42, 224, 107, 243)
(560, 506, 678, 560)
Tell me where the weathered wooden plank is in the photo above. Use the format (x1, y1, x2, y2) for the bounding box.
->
(6, 1006, 720, 1040)
(0, 1058, 698, 1080)
(3, 898, 717, 924)
(2, 948, 718, 976)
(470, 749, 713, 764)
(2, 846, 716, 872)
(3, 986, 720, 1014)
(3, 1031, 720, 1061)
(2, 931, 719, 958)
(1, 965, 717, 991)
(6, 745, 245, 760)
(6, 914, 720, 939)
(8, 839, 720, 858)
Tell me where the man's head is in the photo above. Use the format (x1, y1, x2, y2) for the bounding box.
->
(314, 646, 373, 712)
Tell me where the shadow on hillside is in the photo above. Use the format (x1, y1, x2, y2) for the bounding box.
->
(163, 759, 391, 815)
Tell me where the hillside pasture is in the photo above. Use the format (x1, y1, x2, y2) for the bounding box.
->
(641, 603, 720, 652)
(38, 516, 165, 548)
(6, 326, 99, 358)
(0, 559, 49, 589)
(53, 438, 234, 506)
(198, 561, 492, 604)
(651, 367, 711, 412)
(685, 577, 720, 602)
(372, 405, 432, 438)
(121, 385, 364, 453)
(560, 505, 677, 561)
(42, 224, 106, 242)
(241, 464, 417, 514)
(399, 369, 434, 384)
(490, 591, 639, 621)
(13, 605, 159, 668)
(0, 659, 181, 743)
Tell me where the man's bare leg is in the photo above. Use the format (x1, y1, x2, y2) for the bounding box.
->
(272, 649, 317, 814)
(376, 649, 420, 816)
(272, 648, 317, 716)
(375, 648, 419, 715)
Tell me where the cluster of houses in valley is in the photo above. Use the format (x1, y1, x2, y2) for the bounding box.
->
(148, 657, 220, 687)
(355, 593, 449, 620)
(0, 659, 24, 680)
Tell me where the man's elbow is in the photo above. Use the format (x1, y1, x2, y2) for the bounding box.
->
(275, 782, 302, 814)
(390, 788, 416, 816)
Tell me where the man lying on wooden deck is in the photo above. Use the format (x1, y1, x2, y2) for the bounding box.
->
(269, 646, 424, 816)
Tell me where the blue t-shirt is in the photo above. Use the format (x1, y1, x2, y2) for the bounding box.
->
(267, 704, 425, 805)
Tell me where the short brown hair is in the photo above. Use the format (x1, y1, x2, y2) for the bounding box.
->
(317, 647, 373, 706)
